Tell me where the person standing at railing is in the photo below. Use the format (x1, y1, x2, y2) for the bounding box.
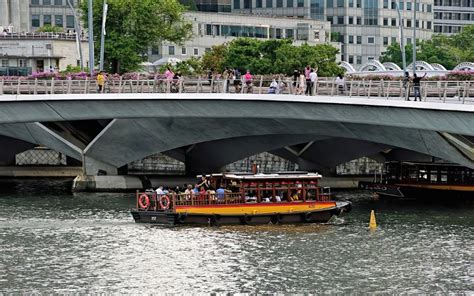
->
(304, 65, 312, 95)
(335, 74, 345, 94)
(96, 71, 106, 93)
(216, 185, 225, 200)
(309, 68, 318, 96)
(243, 70, 253, 93)
(411, 73, 427, 102)
(222, 68, 231, 93)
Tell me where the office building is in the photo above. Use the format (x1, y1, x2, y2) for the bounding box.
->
(232, 0, 433, 66)
(433, 0, 474, 34)
(151, 11, 332, 62)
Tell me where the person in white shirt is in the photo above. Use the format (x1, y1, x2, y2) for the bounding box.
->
(155, 186, 164, 196)
(309, 68, 318, 96)
(335, 74, 345, 94)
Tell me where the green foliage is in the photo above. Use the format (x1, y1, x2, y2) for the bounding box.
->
(380, 25, 474, 69)
(178, 0, 198, 10)
(201, 44, 228, 72)
(205, 38, 342, 76)
(61, 64, 88, 73)
(81, 0, 192, 74)
(330, 32, 341, 42)
(36, 25, 64, 33)
(159, 57, 203, 75)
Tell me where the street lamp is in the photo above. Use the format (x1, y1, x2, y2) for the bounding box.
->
(412, 0, 417, 75)
(88, 0, 94, 77)
(67, 0, 83, 70)
(99, 0, 108, 71)
(395, 1, 409, 100)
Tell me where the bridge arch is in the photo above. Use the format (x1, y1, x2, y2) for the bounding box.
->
(407, 61, 435, 71)
(359, 60, 386, 72)
(340, 61, 356, 73)
(382, 62, 402, 71)
(453, 62, 474, 71)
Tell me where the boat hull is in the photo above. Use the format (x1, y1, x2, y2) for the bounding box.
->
(131, 201, 351, 226)
(360, 182, 474, 199)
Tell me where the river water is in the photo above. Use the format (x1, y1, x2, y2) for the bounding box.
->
(0, 179, 472, 293)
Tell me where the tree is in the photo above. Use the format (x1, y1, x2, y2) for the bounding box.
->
(201, 44, 228, 72)
(37, 25, 64, 33)
(81, 0, 192, 73)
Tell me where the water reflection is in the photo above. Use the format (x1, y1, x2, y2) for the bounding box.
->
(0, 179, 472, 293)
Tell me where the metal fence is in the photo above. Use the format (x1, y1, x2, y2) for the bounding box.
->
(0, 77, 472, 104)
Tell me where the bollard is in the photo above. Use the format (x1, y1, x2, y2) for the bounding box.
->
(369, 210, 377, 230)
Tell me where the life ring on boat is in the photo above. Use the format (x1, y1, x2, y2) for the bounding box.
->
(303, 212, 313, 222)
(138, 193, 150, 210)
(159, 195, 170, 210)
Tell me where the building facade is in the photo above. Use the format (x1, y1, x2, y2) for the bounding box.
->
(232, 0, 433, 66)
(433, 0, 474, 34)
(150, 11, 333, 62)
(0, 33, 89, 75)
(0, 0, 81, 33)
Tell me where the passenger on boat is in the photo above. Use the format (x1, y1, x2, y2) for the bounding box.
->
(197, 175, 211, 190)
(216, 186, 225, 200)
(197, 186, 207, 201)
(184, 184, 194, 200)
(155, 186, 164, 196)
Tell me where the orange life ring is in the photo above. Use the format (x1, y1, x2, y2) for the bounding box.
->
(159, 195, 170, 210)
(138, 193, 150, 210)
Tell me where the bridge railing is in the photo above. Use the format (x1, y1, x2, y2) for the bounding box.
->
(0, 77, 472, 104)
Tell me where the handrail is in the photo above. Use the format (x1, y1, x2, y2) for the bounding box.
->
(0, 77, 472, 104)
(0, 32, 87, 41)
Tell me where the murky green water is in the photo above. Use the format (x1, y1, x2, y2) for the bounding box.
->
(0, 179, 472, 293)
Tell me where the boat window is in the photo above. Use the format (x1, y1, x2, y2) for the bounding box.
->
(440, 171, 448, 183)
(430, 170, 438, 183)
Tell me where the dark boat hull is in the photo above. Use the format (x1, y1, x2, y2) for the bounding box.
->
(131, 202, 351, 226)
(360, 182, 474, 199)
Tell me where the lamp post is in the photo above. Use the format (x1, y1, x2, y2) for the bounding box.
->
(99, 0, 107, 71)
(88, 0, 94, 77)
(412, 0, 417, 75)
(395, 1, 409, 100)
(67, 0, 83, 70)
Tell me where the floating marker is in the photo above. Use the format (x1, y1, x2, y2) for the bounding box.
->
(369, 210, 377, 230)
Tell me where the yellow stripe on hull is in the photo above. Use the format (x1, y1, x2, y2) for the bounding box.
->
(175, 202, 336, 215)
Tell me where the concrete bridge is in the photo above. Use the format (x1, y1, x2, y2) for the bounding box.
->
(0, 93, 473, 188)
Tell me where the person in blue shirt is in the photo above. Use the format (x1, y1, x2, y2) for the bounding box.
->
(216, 185, 225, 200)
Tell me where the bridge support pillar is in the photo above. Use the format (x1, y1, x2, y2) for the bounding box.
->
(82, 155, 118, 176)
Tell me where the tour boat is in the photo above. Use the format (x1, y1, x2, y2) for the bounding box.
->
(360, 161, 474, 199)
(131, 172, 352, 226)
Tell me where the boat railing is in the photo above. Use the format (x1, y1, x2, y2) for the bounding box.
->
(173, 192, 244, 206)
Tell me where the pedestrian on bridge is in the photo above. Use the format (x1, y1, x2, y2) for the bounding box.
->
(411, 73, 427, 101)
(96, 71, 105, 93)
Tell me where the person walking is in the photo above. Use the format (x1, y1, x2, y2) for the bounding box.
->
(335, 74, 345, 95)
(411, 73, 427, 101)
(96, 71, 105, 93)
(309, 69, 318, 96)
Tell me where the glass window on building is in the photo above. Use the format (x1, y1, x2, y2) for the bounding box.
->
(356, 36, 362, 44)
(19, 59, 27, 67)
(256, 0, 262, 7)
(181, 47, 187, 55)
(206, 24, 212, 35)
(348, 35, 354, 43)
(416, 20, 419, 28)
(234, 0, 240, 9)
(349, 55, 354, 63)
(391, 37, 396, 43)
(383, 37, 388, 45)
(44, 15, 52, 26)
(399, 0, 403, 9)
(338, 16, 344, 24)
(427, 21, 432, 29)
(407, 19, 411, 27)
(327, 16, 333, 23)
(1, 59, 8, 67)
(287, 0, 293, 6)
(349, 0, 354, 6)
(356, 56, 362, 64)
(66, 15, 74, 28)
(368, 56, 374, 61)
(43, 0, 51, 5)
(151, 47, 159, 55)
(407, 38, 412, 44)
(368, 36, 375, 43)
(415, 2, 419, 10)
(244, 0, 251, 8)
(407, 1, 411, 9)
(286, 29, 294, 38)
(275, 28, 282, 39)
(266, 0, 273, 7)
(169, 46, 175, 55)
(391, 1, 396, 8)
(383, 18, 388, 25)
(357, 0, 361, 7)
(194, 48, 199, 55)
(31, 0, 39, 4)
(348, 16, 353, 24)
(391, 18, 396, 26)
(297, 0, 304, 6)
(54, 0, 62, 4)
(32, 15, 40, 27)
(337, 0, 344, 7)
(55, 15, 63, 27)
(364, 0, 379, 25)
(277, 0, 283, 7)
(327, 0, 333, 7)
(357, 17, 361, 24)
(383, 0, 388, 7)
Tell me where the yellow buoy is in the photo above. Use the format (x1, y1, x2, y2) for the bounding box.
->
(369, 210, 377, 230)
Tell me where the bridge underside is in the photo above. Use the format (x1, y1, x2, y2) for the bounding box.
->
(1, 117, 473, 175)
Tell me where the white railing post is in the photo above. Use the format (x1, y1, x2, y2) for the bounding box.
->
(17, 78, 21, 95)
(0, 79, 3, 96)
(258, 76, 263, 94)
